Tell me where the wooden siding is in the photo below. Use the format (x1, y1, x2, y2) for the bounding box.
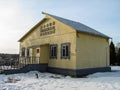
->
(76, 32, 109, 69)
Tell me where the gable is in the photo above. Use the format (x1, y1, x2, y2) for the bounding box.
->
(18, 18, 48, 42)
(19, 14, 76, 42)
(19, 12, 110, 42)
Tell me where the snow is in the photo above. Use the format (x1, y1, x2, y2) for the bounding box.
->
(111, 66, 120, 71)
(0, 66, 12, 70)
(0, 66, 120, 90)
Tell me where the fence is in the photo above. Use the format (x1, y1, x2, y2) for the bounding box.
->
(0, 57, 40, 73)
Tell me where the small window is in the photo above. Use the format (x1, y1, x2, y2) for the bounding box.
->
(36, 49, 40, 53)
(21, 48, 25, 57)
(61, 43, 70, 59)
(50, 44, 57, 59)
(27, 48, 30, 57)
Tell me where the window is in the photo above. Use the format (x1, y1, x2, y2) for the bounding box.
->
(36, 49, 40, 53)
(27, 48, 30, 57)
(21, 48, 25, 57)
(50, 44, 57, 59)
(61, 43, 70, 59)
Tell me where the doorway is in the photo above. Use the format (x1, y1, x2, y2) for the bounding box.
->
(40, 44, 49, 64)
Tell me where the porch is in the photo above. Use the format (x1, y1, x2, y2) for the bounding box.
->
(19, 57, 41, 65)
(20, 44, 49, 65)
(0, 57, 48, 74)
(18, 56, 49, 72)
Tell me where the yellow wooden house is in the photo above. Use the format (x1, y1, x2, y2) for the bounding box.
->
(18, 12, 111, 76)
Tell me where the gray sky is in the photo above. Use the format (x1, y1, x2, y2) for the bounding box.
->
(0, 0, 120, 54)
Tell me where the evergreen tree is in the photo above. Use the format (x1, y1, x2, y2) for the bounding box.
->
(116, 48, 120, 65)
(110, 41, 116, 65)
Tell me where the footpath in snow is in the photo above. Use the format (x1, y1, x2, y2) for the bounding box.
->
(0, 66, 120, 90)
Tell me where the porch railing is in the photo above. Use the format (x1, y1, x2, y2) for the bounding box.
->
(0, 57, 40, 73)
(19, 57, 40, 65)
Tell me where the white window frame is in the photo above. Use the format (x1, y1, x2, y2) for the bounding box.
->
(50, 44, 57, 59)
(61, 43, 70, 59)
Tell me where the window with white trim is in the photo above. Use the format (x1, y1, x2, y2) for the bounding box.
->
(50, 44, 57, 59)
(61, 43, 70, 59)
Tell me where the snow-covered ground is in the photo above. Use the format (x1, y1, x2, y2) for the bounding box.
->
(0, 66, 120, 90)
(0, 66, 12, 70)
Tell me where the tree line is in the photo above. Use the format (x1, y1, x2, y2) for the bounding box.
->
(110, 41, 120, 65)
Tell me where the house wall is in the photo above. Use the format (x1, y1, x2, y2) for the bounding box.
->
(20, 15, 77, 69)
(76, 32, 110, 69)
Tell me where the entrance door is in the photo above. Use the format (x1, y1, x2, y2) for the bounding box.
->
(40, 44, 49, 64)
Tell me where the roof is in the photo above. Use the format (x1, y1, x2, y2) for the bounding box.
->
(19, 12, 110, 41)
(43, 12, 110, 39)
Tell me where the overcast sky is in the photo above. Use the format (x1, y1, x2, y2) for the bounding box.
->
(0, 0, 120, 54)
